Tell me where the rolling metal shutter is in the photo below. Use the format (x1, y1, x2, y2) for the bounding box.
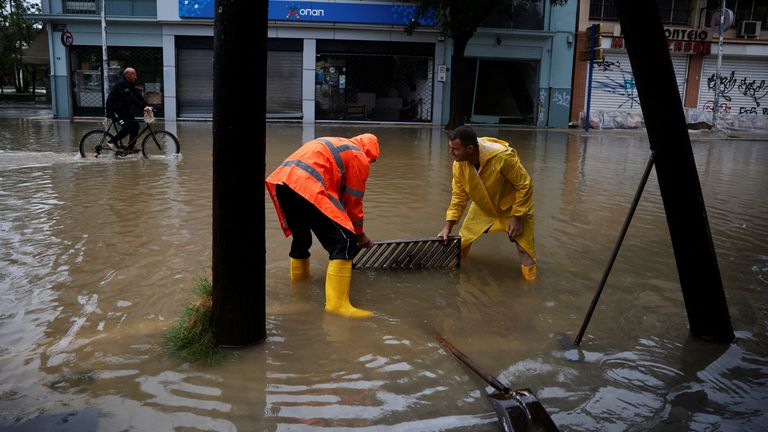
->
(585, 52, 688, 112)
(697, 57, 768, 115)
(177, 48, 213, 118)
(176, 48, 302, 118)
(266, 50, 302, 117)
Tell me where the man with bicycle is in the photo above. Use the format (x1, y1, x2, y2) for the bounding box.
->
(105, 67, 152, 153)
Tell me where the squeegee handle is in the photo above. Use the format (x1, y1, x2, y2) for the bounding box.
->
(431, 329, 510, 394)
(574, 151, 656, 346)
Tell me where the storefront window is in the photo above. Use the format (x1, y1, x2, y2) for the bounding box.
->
(315, 49, 433, 122)
(480, 0, 545, 30)
(592, 0, 692, 25)
(658, 0, 690, 25)
(69, 46, 163, 117)
(63, 0, 157, 17)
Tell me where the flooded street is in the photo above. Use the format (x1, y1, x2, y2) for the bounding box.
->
(1, 117, 767, 431)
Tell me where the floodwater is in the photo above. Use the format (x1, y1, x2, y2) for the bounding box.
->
(1, 117, 767, 432)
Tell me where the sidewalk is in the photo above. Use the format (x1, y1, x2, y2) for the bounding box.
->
(569, 125, 768, 140)
(1, 101, 766, 141)
(0, 100, 54, 119)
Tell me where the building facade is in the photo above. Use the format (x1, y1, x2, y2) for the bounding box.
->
(571, 0, 768, 129)
(441, 0, 578, 127)
(36, 0, 577, 127)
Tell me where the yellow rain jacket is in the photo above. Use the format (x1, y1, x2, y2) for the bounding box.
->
(446, 137, 535, 262)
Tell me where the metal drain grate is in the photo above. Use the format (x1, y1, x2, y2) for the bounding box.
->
(353, 236, 462, 270)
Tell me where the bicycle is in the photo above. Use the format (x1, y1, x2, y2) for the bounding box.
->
(79, 111, 180, 159)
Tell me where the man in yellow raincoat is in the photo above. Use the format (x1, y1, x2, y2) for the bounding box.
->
(437, 125, 537, 280)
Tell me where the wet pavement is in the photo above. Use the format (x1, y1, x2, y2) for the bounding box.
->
(0, 102, 53, 119)
(1, 108, 767, 431)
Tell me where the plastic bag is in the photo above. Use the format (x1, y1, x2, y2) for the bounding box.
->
(626, 112, 643, 128)
(143, 109, 155, 124)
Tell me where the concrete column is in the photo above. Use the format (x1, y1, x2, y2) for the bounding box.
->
(432, 40, 445, 126)
(302, 39, 316, 123)
(570, 31, 589, 124)
(162, 32, 177, 120)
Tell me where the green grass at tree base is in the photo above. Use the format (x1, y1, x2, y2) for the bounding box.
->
(164, 277, 223, 365)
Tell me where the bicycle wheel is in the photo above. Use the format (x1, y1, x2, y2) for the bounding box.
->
(79, 130, 116, 158)
(141, 130, 180, 159)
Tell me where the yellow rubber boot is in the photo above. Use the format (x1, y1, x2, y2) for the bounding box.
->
(290, 258, 310, 281)
(324, 259, 372, 318)
(521, 264, 538, 281)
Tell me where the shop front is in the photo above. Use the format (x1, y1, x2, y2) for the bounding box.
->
(42, 1, 440, 121)
(68, 46, 163, 117)
(315, 40, 434, 122)
(586, 26, 703, 113)
(570, 22, 719, 127)
(461, 58, 540, 125)
(174, 37, 303, 119)
(697, 56, 768, 116)
(173, 0, 438, 122)
(449, 0, 577, 127)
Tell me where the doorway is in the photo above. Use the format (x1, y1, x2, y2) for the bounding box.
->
(466, 59, 539, 125)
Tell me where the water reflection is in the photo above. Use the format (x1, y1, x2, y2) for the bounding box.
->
(0, 117, 766, 431)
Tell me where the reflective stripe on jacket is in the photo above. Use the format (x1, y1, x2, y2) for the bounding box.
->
(266, 137, 371, 236)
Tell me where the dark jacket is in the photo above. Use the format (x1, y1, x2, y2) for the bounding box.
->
(106, 76, 147, 115)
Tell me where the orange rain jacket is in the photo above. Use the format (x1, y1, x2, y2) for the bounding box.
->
(265, 134, 380, 237)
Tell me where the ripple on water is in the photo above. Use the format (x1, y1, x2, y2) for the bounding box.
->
(1, 121, 767, 430)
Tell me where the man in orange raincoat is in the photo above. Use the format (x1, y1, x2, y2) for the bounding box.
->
(437, 125, 537, 280)
(266, 134, 380, 318)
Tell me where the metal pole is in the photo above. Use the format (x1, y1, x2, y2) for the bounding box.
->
(615, 0, 734, 343)
(101, 0, 109, 117)
(574, 152, 655, 346)
(712, 0, 726, 131)
(584, 24, 596, 132)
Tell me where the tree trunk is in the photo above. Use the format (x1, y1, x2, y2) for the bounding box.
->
(210, 0, 267, 346)
(446, 35, 470, 130)
(22, 65, 31, 93)
(13, 64, 23, 93)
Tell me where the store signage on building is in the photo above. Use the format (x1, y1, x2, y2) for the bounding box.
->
(610, 36, 711, 55)
(664, 28, 709, 41)
(178, 0, 436, 26)
(605, 26, 711, 56)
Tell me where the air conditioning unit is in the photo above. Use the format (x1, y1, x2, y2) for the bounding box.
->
(739, 20, 761, 38)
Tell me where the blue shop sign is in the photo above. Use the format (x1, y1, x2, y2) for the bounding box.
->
(178, 1, 435, 26)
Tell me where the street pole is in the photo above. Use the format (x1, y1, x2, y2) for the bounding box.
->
(101, 0, 109, 117)
(614, 0, 734, 343)
(584, 24, 597, 133)
(712, 0, 726, 131)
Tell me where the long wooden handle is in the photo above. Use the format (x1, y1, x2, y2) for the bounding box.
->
(431, 329, 510, 394)
(574, 151, 655, 346)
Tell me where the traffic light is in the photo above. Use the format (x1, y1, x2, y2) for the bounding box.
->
(586, 23, 603, 48)
(580, 23, 604, 62)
